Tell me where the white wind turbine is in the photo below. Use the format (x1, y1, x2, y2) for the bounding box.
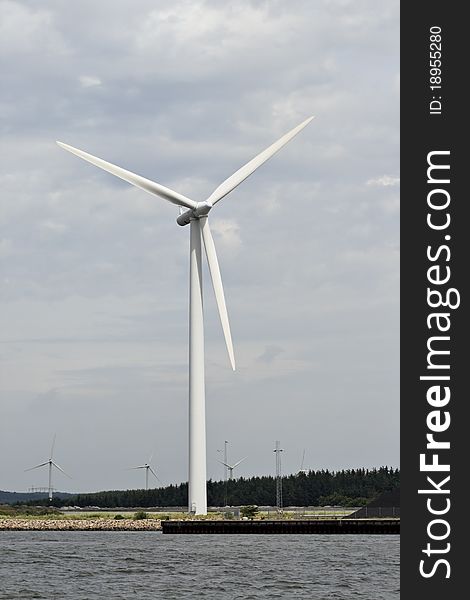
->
(298, 449, 309, 475)
(57, 116, 314, 514)
(128, 454, 161, 490)
(25, 435, 72, 502)
(218, 456, 247, 480)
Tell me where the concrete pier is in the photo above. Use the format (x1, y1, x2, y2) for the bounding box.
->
(161, 518, 400, 534)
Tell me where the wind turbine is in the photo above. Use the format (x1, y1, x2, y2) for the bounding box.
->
(57, 116, 314, 514)
(218, 456, 247, 480)
(129, 454, 161, 490)
(298, 449, 309, 475)
(25, 435, 71, 502)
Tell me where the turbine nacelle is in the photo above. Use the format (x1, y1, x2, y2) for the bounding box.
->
(176, 201, 213, 226)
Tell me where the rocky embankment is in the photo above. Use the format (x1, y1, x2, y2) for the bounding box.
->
(0, 518, 162, 531)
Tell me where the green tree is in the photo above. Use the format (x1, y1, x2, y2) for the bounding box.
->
(240, 505, 259, 519)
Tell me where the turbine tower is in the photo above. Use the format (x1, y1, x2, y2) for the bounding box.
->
(57, 116, 314, 515)
(25, 435, 71, 502)
(129, 454, 161, 490)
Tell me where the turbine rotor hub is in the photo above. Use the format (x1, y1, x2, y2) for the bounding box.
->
(176, 201, 212, 226)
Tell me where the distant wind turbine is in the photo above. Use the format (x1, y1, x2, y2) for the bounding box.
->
(24, 435, 72, 502)
(129, 454, 161, 490)
(218, 456, 247, 480)
(57, 116, 314, 514)
(298, 449, 309, 475)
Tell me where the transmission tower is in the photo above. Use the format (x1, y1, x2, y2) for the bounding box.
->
(224, 440, 228, 506)
(274, 440, 283, 513)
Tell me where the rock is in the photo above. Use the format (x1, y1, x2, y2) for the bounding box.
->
(0, 518, 162, 531)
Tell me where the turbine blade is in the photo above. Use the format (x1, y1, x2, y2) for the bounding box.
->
(50, 434, 56, 460)
(56, 141, 198, 210)
(127, 465, 146, 470)
(149, 467, 162, 484)
(52, 461, 72, 478)
(24, 461, 49, 472)
(200, 218, 235, 370)
(217, 460, 232, 469)
(206, 116, 314, 205)
(233, 456, 247, 468)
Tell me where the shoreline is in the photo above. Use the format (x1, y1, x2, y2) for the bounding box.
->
(1, 517, 400, 533)
(0, 518, 162, 531)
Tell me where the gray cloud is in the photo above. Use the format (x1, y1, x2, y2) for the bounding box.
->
(257, 345, 284, 364)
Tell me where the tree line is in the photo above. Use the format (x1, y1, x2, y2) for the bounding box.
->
(33, 467, 399, 508)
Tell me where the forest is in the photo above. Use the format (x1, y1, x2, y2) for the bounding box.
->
(37, 467, 399, 508)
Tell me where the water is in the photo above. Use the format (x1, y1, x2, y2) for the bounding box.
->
(0, 532, 399, 599)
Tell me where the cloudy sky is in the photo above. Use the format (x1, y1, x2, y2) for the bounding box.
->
(0, 0, 399, 494)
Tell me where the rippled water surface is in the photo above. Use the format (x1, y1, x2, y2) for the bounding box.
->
(0, 532, 399, 599)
